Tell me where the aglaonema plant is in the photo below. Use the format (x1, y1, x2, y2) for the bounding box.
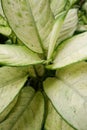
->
(0, 0, 87, 130)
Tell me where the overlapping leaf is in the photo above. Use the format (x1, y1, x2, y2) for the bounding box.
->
(47, 12, 66, 59)
(0, 45, 44, 66)
(44, 62, 87, 130)
(0, 15, 11, 36)
(47, 32, 87, 69)
(1, 0, 54, 53)
(0, 87, 44, 130)
(69, 0, 78, 5)
(50, 0, 67, 16)
(77, 24, 87, 32)
(47, 8, 78, 60)
(56, 9, 78, 46)
(0, 66, 28, 122)
(44, 101, 75, 130)
(0, 0, 4, 16)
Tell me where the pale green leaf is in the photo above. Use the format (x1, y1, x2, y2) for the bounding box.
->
(47, 32, 87, 69)
(0, 66, 28, 122)
(50, 0, 67, 16)
(44, 62, 87, 130)
(47, 12, 66, 60)
(77, 24, 87, 32)
(44, 101, 75, 130)
(82, 2, 87, 14)
(0, 45, 44, 66)
(0, 88, 44, 130)
(0, 95, 18, 123)
(0, 0, 4, 16)
(47, 9, 78, 60)
(56, 9, 78, 46)
(2, 0, 54, 52)
(0, 15, 11, 36)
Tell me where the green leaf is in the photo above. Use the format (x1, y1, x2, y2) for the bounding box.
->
(0, 88, 44, 130)
(68, 0, 78, 5)
(35, 64, 45, 77)
(77, 24, 87, 32)
(47, 32, 87, 69)
(0, 66, 28, 122)
(50, 0, 67, 16)
(82, 2, 87, 14)
(44, 101, 75, 130)
(0, 15, 11, 36)
(0, 45, 44, 66)
(1, 0, 54, 53)
(44, 62, 87, 130)
(28, 66, 37, 77)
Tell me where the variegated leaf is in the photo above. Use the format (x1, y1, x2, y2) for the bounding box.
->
(2, 0, 54, 52)
(44, 100, 75, 130)
(47, 32, 87, 69)
(50, 0, 67, 16)
(0, 66, 28, 122)
(0, 88, 44, 130)
(0, 45, 44, 66)
(44, 62, 87, 130)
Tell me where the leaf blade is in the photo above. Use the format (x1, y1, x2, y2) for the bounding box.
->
(56, 9, 78, 46)
(2, 0, 54, 52)
(47, 32, 87, 69)
(50, 0, 67, 16)
(0, 88, 44, 130)
(0, 45, 44, 66)
(44, 62, 87, 130)
(44, 101, 75, 130)
(0, 66, 28, 122)
(0, 15, 11, 36)
(47, 12, 66, 60)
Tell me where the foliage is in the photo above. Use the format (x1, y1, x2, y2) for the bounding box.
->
(0, 0, 87, 130)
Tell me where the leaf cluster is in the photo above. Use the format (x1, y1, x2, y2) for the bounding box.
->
(0, 0, 87, 130)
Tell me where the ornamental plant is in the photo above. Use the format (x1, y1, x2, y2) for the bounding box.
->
(0, 0, 87, 130)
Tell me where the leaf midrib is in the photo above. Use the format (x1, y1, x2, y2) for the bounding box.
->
(25, 0, 45, 54)
(0, 74, 28, 89)
(9, 90, 35, 130)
